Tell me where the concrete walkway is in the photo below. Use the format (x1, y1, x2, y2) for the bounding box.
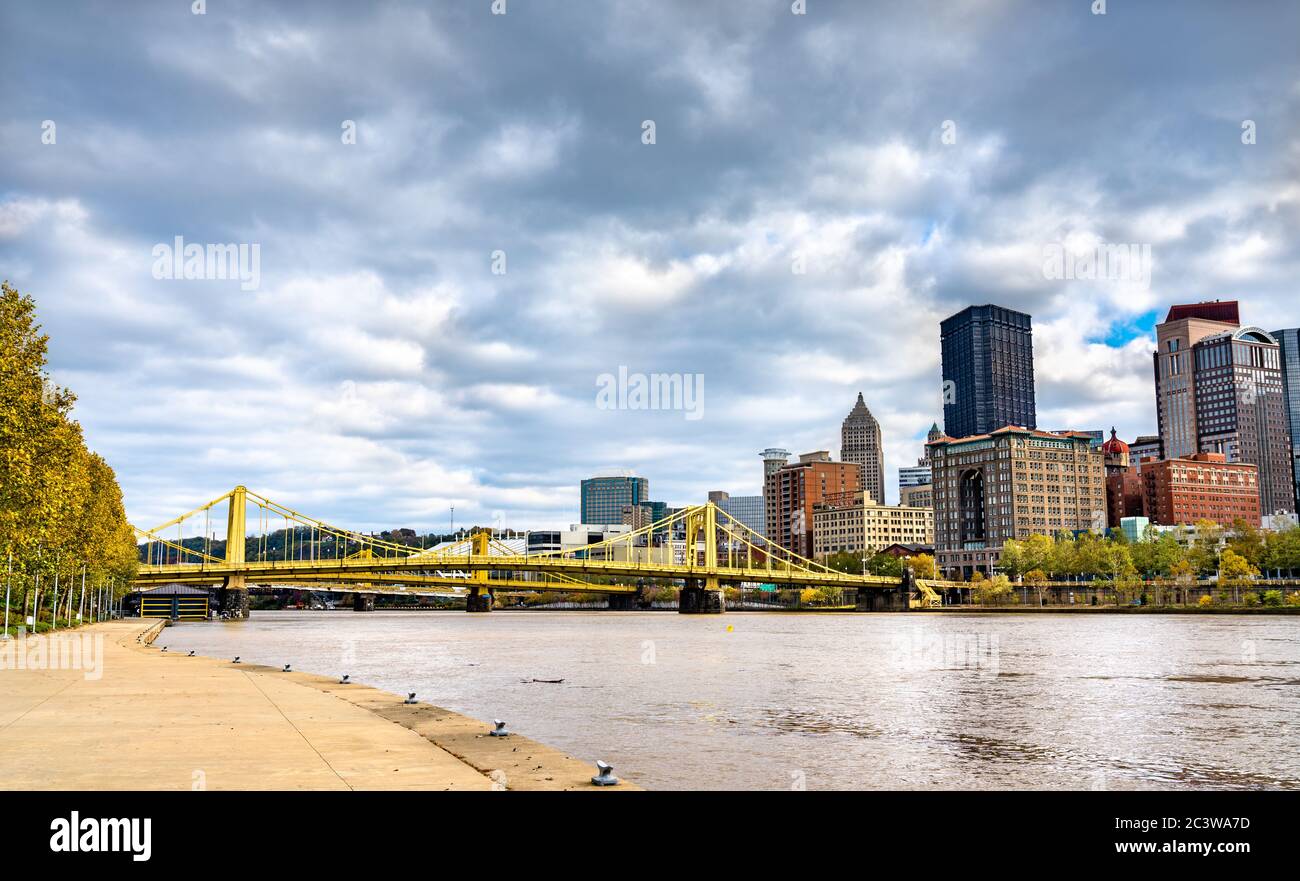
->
(0, 620, 635, 791)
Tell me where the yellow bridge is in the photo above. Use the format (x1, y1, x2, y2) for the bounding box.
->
(133, 486, 940, 613)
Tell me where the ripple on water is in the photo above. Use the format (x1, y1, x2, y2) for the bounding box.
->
(157, 610, 1300, 790)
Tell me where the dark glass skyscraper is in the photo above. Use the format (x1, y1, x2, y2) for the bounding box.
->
(940, 304, 1037, 438)
(1272, 327, 1300, 512)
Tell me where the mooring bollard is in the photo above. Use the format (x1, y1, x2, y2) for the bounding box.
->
(404, 692, 417, 704)
(187, 650, 195, 657)
(232, 656, 241, 664)
(161, 646, 168, 652)
(489, 719, 510, 737)
(283, 664, 291, 672)
(339, 674, 350, 684)
(591, 761, 620, 786)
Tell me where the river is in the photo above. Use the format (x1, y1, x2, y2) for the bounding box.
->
(160, 610, 1300, 790)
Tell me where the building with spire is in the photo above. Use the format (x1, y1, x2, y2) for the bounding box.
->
(841, 393, 886, 505)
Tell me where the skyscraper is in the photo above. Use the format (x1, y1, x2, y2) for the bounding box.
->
(1153, 300, 1240, 459)
(580, 474, 649, 525)
(940, 304, 1037, 438)
(840, 393, 886, 504)
(1273, 327, 1300, 513)
(1190, 327, 1294, 515)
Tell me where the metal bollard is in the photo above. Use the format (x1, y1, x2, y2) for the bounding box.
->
(232, 656, 241, 664)
(283, 664, 291, 672)
(339, 674, 350, 684)
(489, 719, 510, 737)
(404, 692, 418, 704)
(591, 761, 620, 786)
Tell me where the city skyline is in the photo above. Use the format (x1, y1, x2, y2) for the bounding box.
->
(3, 1, 1299, 533)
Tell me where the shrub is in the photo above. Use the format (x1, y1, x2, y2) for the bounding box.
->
(1198, 594, 1215, 607)
(1261, 590, 1283, 607)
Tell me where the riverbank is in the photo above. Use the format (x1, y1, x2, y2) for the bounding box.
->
(0, 619, 636, 791)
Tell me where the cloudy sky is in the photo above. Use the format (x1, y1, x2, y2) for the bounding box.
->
(2, 0, 1298, 533)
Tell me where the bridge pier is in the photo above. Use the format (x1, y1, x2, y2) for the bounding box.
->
(855, 588, 908, 611)
(218, 576, 250, 619)
(679, 579, 725, 614)
(352, 592, 375, 612)
(607, 587, 644, 611)
(856, 570, 911, 611)
(466, 587, 492, 613)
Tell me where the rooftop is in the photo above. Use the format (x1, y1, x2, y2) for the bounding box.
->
(1163, 300, 1240, 325)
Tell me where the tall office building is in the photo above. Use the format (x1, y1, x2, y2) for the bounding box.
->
(580, 474, 649, 525)
(929, 427, 1105, 579)
(1191, 327, 1294, 515)
(940, 304, 1037, 438)
(1153, 300, 1240, 459)
(764, 452, 861, 558)
(1274, 327, 1300, 512)
(841, 393, 886, 504)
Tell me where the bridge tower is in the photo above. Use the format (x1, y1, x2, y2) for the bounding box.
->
(219, 485, 251, 618)
(466, 528, 493, 612)
(680, 502, 725, 614)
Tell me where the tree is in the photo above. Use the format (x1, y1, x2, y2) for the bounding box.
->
(908, 553, 937, 580)
(1227, 518, 1265, 567)
(998, 539, 1027, 579)
(973, 574, 1013, 606)
(1, 280, 138, 626)
(1050, 532, 1079, 579)
(1262, 526, 1300, 577)
(1024, 568, 1049, 606)
(1169, 558, 1196, 606)
(1189, 519, 1224, 575)
(1218, 549, 1259, 605)
(866, 553, 903, 578)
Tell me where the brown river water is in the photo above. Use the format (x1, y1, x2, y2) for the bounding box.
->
(160, 610, 1300, 790)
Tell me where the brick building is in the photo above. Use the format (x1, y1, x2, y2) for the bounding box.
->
(929, 426, 1106, 579)
(764, 451, 861, 558)
(1140, 452, 1261, 527)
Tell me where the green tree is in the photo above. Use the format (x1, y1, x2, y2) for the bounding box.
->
(908, 553, 937, 580)
(1218, 549, 1259, 605)
(1024, 568, 1049, 606)
(1189, 519, 1224, 575)
(1, 281, 137, 628)
(1227, 518, 1265, 567)
(973, 573, 1014, 605)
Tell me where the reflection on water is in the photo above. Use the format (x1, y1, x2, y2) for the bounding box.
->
(161, 610, 1300, 790)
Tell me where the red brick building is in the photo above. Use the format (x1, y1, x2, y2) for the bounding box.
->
(764, 451, 861, 558)
(1141, 452, 1260, 527)
(1101, 429, 1145, 527)
(1106, 468, 1146, 525)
